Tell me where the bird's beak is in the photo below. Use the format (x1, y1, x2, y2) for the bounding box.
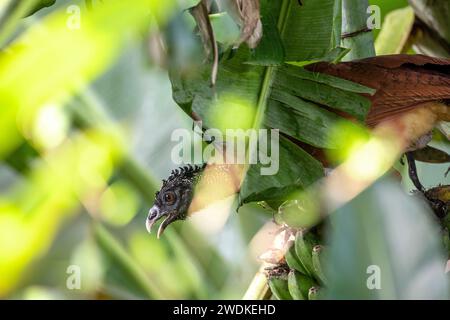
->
(146, 206, 178, 239)
(146, 205, 162, 234)
(156, 213, 178, 239)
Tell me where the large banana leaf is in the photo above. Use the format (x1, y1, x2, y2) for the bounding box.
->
(169, 0, 375, 205)
(326, 179, 449, 299)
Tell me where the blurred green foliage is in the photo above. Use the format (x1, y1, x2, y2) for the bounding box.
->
(0, 0, 262, 299)
(327, 179, 449, 299)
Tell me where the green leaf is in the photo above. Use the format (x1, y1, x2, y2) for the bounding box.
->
(326, 179, 449, 299)
(273, 68, 371, 121)
(170, 0, 375, 205)
(341, 0, 376, 60)
(331, 0, 343, 48)
(26, 0, 56, 16)
(369, 0, 409, 39)
(286, 47, 350, 66)
(282, 0, 343, 61)
(171, 45, 264, 121)
(278, 65, 376, 95)
(245, 12, 285, 66)
(320, 46, 350, 63)
(179, 0, 202, 10)
(239, 136, 323, 204)
(265, 90, 342, 148)
(409, 0, 450, 44)
(210, 12, 240, 48)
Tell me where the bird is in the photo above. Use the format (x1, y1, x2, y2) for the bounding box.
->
(306, 54, 450, 214)
(146, 164, 205, 238)
(305, 54, 450, 130)
(147, 54, 450, 236)
(146, 162, 242, 238)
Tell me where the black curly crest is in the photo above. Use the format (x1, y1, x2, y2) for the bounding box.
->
(155, 163, 207, 198)
(167, 163, 206, 182)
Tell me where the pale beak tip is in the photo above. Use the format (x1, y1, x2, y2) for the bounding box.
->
(145, 219, 153, 234)
(157, 223, 164, 239)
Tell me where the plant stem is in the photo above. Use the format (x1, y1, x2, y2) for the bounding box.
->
(93, 223, 167, 299)
(341, 0, 375, 60)
(242, 0, 292, 300)
(242, 263, 271, 300)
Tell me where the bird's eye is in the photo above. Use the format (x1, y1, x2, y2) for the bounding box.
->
(164, 192, 176, 205)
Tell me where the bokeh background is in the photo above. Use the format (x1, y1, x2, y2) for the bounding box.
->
(0, 0, 448, 300)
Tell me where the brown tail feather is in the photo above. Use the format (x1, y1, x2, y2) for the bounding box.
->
(306, 54, 450, 127)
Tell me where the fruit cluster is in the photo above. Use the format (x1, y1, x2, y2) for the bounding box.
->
(265, 229, 326, 300)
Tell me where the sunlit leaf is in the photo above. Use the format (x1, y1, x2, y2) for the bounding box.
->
(375, 7, 415, 55)
(0, 0, 175, 159)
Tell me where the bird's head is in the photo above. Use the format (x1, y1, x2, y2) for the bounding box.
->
(146, 164, 205, 238)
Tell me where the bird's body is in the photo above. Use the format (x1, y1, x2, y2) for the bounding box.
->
(306, 54, 450, 127)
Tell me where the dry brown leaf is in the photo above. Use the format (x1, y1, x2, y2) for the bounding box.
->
(225, 0, 263, 49)
(190, 0, 219, 85)
(189, 0, 263, 84)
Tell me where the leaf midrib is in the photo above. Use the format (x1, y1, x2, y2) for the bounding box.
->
(251, 0, 292, 132)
